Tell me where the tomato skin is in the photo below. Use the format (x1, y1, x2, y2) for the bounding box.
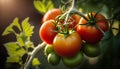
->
(47, 52, 61, 65)
(44, 44, 54, 56)
(62, 52, 84, 67)
(42, 9, 62, 23)
(76, 12, 109, 44)
(39, 20, 57, 44)
(53, 32, 82, 57)
(83, 43, 101, 57)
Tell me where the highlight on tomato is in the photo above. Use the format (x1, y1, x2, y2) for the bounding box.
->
(39, 20, 57, 44)
(42, 8, 62, 23)
(76, 12, 109, 44)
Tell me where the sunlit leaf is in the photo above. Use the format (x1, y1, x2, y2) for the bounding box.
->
(12, 17, 22, 31)
(33, 0, 54, 14)
(25, 41, 34, 48)
(2, 24, 15, 36)
(21, 17, 34, 38)
(16, 34, 25, 46)
(2, 18, 21, 36)
(4, 42, 25, 63)
(32, 58, 41, 66)
(6, 56, 21, 63)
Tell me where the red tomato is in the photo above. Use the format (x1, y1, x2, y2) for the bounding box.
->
(39, 20, 57, 44)
(76, 12, 109, 44)
(42, 9, 62, 23)
(53, 31, 82, 57)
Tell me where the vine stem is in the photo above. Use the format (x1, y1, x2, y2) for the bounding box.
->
(21, 42, 46, 69)
(63, 0, 87, 26)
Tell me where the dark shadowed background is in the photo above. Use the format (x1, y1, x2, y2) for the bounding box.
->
(0, 0, 43, 68)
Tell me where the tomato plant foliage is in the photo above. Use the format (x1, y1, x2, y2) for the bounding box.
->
(2, 18, 40, 66)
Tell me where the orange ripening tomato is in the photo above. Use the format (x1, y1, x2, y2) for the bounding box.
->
(42, 9, 62, 23)
(39, 20, 57, 44)
(53, 31, 82, 57)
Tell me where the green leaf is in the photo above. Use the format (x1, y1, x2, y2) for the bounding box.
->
(12, 17, 22, 31)
(2, 24, 15, 36)
(100, 30, 114, 54)
(25, 41, 34, 49)
(21, 17, 34, 38)
(33, 0, 54, 14)
(2, 18, 21, 36)
(4, 42, 25, 63)
(16, 33, 25, 46)
(32, 58, 41, 66)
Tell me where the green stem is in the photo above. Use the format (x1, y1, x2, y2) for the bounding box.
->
(64, 0, 75, 25)
(95, 24, 105, 35)
(21, 42, 46, 69)
(71, 8, 88, 21)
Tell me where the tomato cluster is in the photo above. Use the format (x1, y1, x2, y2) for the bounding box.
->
(39, 9, 109, 67)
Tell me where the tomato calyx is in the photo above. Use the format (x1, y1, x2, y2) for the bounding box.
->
(79, 12, 105, 35)
(55, 14, 75, 38)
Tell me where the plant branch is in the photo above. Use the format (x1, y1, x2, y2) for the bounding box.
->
(95, 24, 105, 35)
(64, 0, 75, 25)
(21, 42, 46, 69)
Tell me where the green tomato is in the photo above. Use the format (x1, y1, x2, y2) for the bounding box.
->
(62, 52, 84, 67)
(83, 43, 101, 57)
(47, 52, 61, 65)
(44, 44, 54, 56)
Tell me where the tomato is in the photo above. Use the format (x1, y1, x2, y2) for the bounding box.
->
(44, 44, 54, 56)
(76, 12, 109, 44)
(47, 52, 61, 65)
(42, 9, 62, 23)
(83, 43, 101, 57)
(62, 52, 84, 67)
(39, 20, 57, 44)
(53, 31, 82, 57)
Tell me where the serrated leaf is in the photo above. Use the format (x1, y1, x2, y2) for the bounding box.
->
(33, 0, 54, 14)
(16, 34, 25, 46)
(2, 24, 15, 36)
(32, 58, 41, 66)
(25, 41, 34, 48)
(12, 17, 22, 31)
(4, 42, 25, 63)
(46, 1, 54, 10)
(2, 18, 21, 36)
(21, 17, 34, 38)
(34, 1, 45, 13)
(6, 56, 21, 63)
